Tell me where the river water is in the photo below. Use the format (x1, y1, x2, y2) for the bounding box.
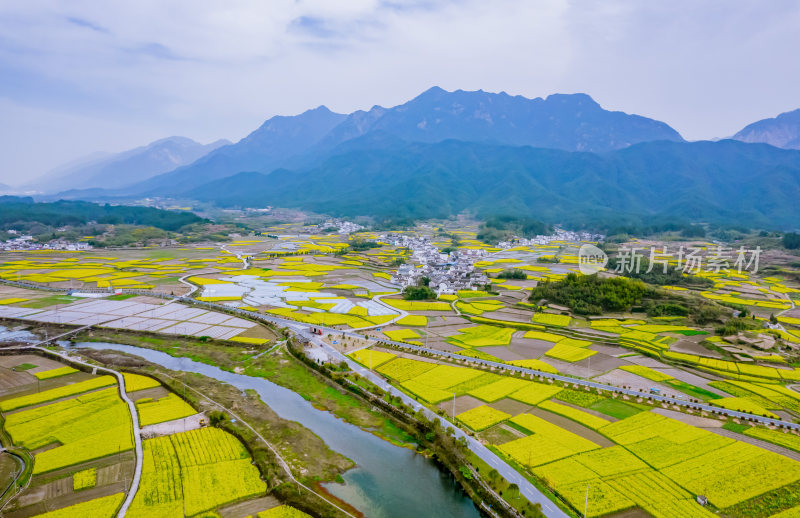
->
(60, 340, 482, 518)
(0, 325, 37, 344)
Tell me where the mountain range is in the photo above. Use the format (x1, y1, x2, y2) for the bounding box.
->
(55, 87, 686, 198)
(187, 137, 800, 228)
(27, 136, 229, 193)
(733, 109, 800, 150)
(25, 87, 800, 230)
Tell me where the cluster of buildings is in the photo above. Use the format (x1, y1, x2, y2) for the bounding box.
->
(306, 219, 364, 235)
(1, 232, 91, 251)
(497, 228, 604, 248)
(388, 235, 490, 295)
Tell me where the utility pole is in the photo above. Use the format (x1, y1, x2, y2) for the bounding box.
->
(584, 484, 589, 518)
(452, 392, 456, 423)
(183, 373, 187, 433)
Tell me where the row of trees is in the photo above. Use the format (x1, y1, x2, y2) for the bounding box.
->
(0, 196, 204, 231)
(496, 268, 527, 280)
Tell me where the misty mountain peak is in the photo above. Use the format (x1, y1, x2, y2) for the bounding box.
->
(733, 108, 800, 149)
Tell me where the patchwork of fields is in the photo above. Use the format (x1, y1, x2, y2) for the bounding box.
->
(0, 357, 283, 517)
(369, 350, 800, 517)
(3, 227, 800, 517)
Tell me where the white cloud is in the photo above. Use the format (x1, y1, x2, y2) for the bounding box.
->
(0, 0, 798, 184)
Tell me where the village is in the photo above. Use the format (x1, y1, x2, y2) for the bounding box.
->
(1, 230, 92, 252)
(388, 234, 491, 295)
(497, 227, 605, 248)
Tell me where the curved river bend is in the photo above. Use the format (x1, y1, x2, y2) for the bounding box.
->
(67, 341, 481, 518)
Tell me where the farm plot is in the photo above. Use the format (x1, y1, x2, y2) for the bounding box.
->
(505, 359, 559, 374)
(129, 427, 266, 517)
(468, 377, 529, 402)
(409, 364, 486, 390)
(532, 313, 571, 327)
(381, 299, 452, 311)
(744, 427, 800, 452)
(544, 343, 597, 363)
(136, 393, 197, 426)
(522, 330, 565, 342)
(33, 366, 78, 380)
(456, 405, 511, 431)
(498, 413, 600, 467)
(73, 467, 97, 490)
(382, 328, 421, 342)
(537, 400, 610, 430)
(455, 300, 505, 315)
(446, 325, 515, 348)
(4, 386, 134, 474)
(376, 358, 437, 382)
(0, 375, 116, 411)
(377, 356, 505, 403)
(618, 365, 673, 382)
(401, 379, 454, 403)
(661, 441, 800, 509)
(605, 470, 714, 518)
(32, 492, 125, 518)
(123, 373, 161, 392)
(259, 505, 313, 517)
(598, 411, 800, 509)
(348, 348, 396, 368)
(508, 381, 562, 406)
(395, 315, 427, 326)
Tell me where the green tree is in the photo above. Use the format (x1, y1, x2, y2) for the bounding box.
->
(783, 232, 800, 249)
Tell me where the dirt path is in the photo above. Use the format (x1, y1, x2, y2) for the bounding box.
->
(140, 413, 205, 438)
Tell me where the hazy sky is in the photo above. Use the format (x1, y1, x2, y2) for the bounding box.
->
(1, 0, 799, 185)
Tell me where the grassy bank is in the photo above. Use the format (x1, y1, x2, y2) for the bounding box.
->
(73, 328, 415, 448)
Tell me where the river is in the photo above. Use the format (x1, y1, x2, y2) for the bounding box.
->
(60, 340, 482, 518)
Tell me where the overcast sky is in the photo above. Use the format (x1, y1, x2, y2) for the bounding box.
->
(1, 0, 799, 185)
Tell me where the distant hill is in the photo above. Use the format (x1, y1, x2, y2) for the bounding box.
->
(0, 196, 205, 231)
(126, 106, 347, 196)
(29, 136, 229, 193)
(187, 138, 800, 229)
(733, 109, 800, 149)
(115, 87, 683, 196)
